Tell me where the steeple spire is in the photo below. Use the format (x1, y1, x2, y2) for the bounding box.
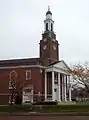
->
(48, 6, 50, 11)
(46, 6, 52, 16)
(42, 6, 56, 40)
(44, 6, 54, 32)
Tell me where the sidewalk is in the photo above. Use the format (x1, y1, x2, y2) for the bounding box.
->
(1, 112, 89, 116)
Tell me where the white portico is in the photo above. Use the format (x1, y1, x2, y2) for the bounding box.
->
(45, 60, 72, 102)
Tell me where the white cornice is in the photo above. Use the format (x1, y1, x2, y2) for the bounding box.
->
(0, 65, 45, 69)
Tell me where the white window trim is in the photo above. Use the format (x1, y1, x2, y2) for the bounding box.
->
(26, 70, 31, 80)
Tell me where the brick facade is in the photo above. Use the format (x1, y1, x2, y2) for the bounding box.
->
(0, 7, 60, 104)
(0, 66, 46, 104)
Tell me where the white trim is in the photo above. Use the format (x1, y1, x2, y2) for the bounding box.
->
(47, 60, 71, 71)
(64, 75, 67, 101)
(0, 93, 10, 95)
(26, 70, 31, 80)
(46, 66, 70, 75)
(52, 71, 55, 101)
(22, 86, 33, 103)
(58, 73, 61, 102)
(68, 76, 72, 101)
(62, 75, 64, 101)
(0, 65, 45, 69)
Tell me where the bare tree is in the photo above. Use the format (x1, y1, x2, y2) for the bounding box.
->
(9, 71, 17, 105)
(15, 82, 22, 104)
(9, 71, 23, 105)
(70, 62, 89, 94)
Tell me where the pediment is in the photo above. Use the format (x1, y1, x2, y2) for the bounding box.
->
(51, 60, 70, 71)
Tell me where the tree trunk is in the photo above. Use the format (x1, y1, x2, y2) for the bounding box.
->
(10, 92, 13, 105)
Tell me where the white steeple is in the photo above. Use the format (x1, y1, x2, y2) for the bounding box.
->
(44, 6, 54, 32)
(48, 6, 50, 11)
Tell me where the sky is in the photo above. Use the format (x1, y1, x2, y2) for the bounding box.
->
(0, 0, 89, 65)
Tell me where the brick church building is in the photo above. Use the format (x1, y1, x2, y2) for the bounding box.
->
(0, 7, 72, 104)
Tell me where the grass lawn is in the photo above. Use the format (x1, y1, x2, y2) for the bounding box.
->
(0, 104, 89, 115)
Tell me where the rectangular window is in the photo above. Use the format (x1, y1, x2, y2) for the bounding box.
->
(26, 70, 31, 80)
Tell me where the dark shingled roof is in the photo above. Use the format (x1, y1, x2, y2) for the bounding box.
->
(0, 58, 41, 67)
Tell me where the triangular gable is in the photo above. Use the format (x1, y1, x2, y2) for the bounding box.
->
(51, 60, 70, 71)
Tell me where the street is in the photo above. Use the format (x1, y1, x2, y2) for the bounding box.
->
(0, 116, 89, 120)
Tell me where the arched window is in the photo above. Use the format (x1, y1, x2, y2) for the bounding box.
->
(46, 23, 48, 31)
(51, 23, 53, 31)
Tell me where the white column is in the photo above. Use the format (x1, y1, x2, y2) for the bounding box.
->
(58, 73, 61, 102)
(62, 75, 64, 101)
(31, 89, 33, 103)
(22, 90, 25, 104)
(69, 87, 71, 101)
(45, 72, 47, 101)
(52, 71, 55, 101)
(64, 75, 67, 101)
(68, 75, 72, 101)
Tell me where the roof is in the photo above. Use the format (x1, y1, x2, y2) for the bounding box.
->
(46, 11, 52, 15)
(47, 60, 71, 71)
(0, 58, 41, 67)
(46, 6, 52, 15)
(47, 60, 61, 66)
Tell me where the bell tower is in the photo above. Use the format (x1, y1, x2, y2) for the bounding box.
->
(39, 6, 59, 65)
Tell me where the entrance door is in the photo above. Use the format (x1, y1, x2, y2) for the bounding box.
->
(23, 87, 33, 104)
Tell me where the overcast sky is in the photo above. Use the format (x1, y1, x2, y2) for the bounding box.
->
(0, 0, 89, 65)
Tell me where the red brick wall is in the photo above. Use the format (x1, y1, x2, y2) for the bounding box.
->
(0, 69, 9, 104)
(0, 67, 45, 104)
(47, 72, 52, 95)
(0, 95, 9, 105)
(40, 39, 59, 65)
